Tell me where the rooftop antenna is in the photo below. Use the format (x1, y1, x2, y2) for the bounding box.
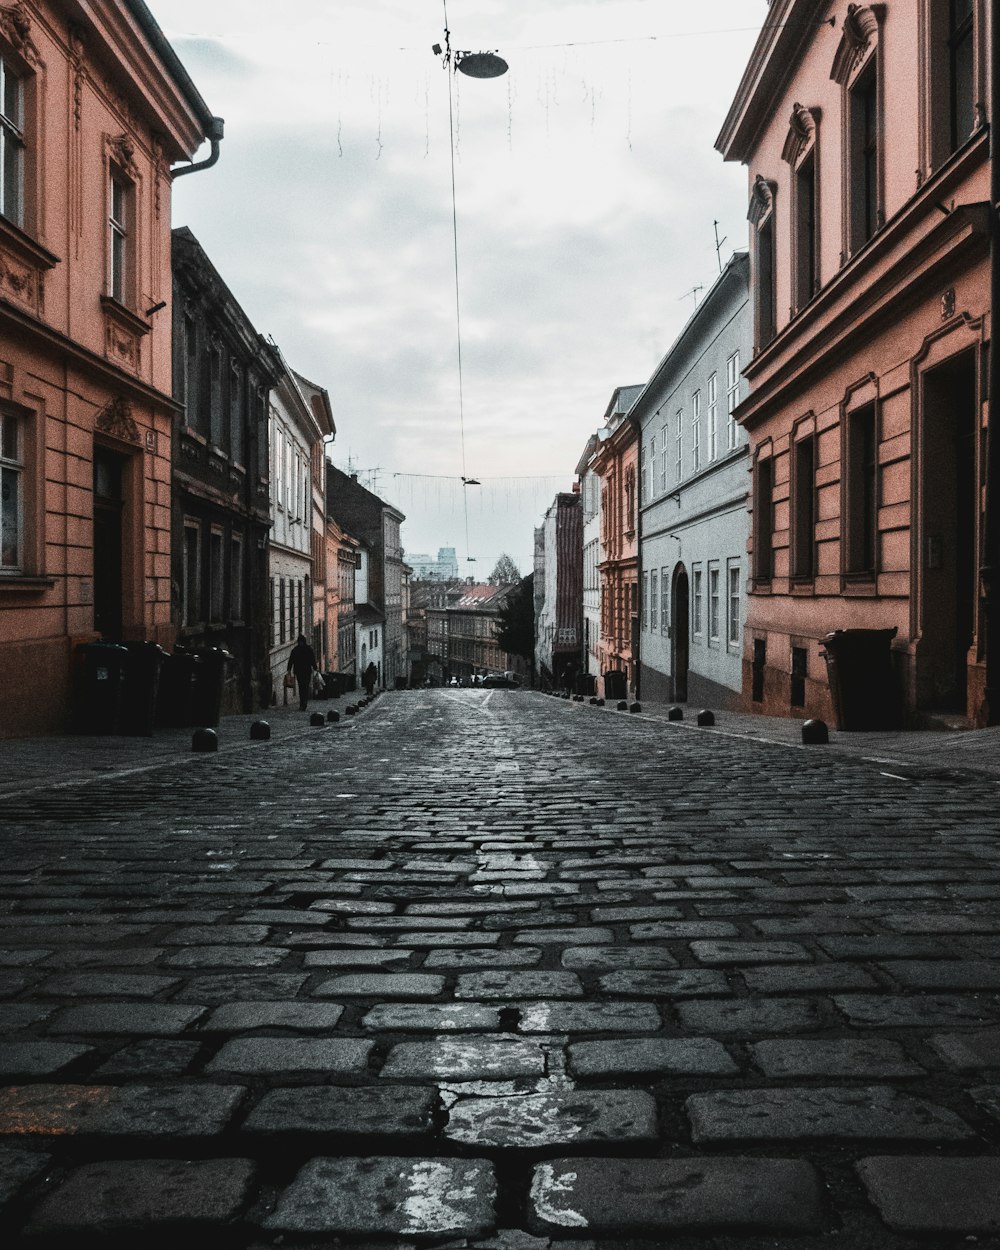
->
(680, 284, 703, 309)
(713, 220, 727, 274)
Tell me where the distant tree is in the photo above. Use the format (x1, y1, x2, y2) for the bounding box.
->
(488, 553, 521, 584)
(494, 574, 535, 684)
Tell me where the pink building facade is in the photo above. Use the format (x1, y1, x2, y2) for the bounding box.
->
(0, 1, 216, 736)
(718, 0, 991, 725)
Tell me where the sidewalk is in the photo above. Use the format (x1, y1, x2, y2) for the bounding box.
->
(562, 692, 1000, 781)
(0, 690, 366, 798)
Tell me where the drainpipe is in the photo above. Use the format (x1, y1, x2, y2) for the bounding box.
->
(984, 0, 1000, 723)
(172, 117, 225, 178)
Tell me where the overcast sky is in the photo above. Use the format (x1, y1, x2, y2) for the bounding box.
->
(151, 0, 768, 578)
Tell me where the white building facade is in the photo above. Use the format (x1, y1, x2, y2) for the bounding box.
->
(637, 253, 753, 708)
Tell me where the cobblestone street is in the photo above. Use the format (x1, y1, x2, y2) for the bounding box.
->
(3, 689, 1000, 1247)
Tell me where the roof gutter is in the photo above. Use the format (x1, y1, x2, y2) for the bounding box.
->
(122, 0, 223, 176)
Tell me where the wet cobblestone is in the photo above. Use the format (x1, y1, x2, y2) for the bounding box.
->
(3, 688, 1000, 1245)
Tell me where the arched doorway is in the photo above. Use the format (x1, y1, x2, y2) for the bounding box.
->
(672, 564, 689, 702)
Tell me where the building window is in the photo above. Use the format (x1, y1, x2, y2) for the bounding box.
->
(1, 411, 23, 571)
(794, 151, 818, 309)
(850, 61, 879, 250)
(707, 374, 718, 461)
(728, 563, 741, 646)
(709, 565, 720, 641)
(230, 364, 244, 465)
(640, 445, 647, 505)
(659, 422, 668, 490)
(642, 571, 649, 630)
(726, 353, 741, 451)
(691, 390, 701, 473)
(624, 469, 636, 532)
(279, 577, 286, 644)
(846, 403, 877, 576)
(649, 434, 656, 496)
(750, 176, 777, 349)
(674, 410, 683, 483)
(0, 55, 23, 226)
(209, 342, 224, 447)
(948, 0, 975, 152)
(660, 568, 669, 634)
(109, 170, 130, 304)
(183, 522, 200, 626)
(792, 435, 816, 579)
(754, 456, 775, 582)
(650, 569, 658, 631)
(791, 646, 808, 708)
(209, 528, 224, 622)
(692, 567, 703, 637)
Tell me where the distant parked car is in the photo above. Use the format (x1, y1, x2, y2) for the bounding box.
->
(483, 674, 519, 688)
(448, 677, 460, 687)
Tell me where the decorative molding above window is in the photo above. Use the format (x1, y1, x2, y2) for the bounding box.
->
(747, 175, 777, 225)
(107, 132, 139, 181)
(0, 214, 56, 317)
(831, 3, 885, 86)
(782, 103, 821, 165)
(0, 3, 39, 66)
(95, 395, 140, 445)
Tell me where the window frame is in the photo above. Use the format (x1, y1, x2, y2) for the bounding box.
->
(182, 519, 201, 627)
(674, 409, 683, 483)
(749, 176, 777, 351)
(844, 401, 878, 579)
(660, 566, 669, 635)
(691, 390, 702, 473)
(108, 166, 132, 306)
(1, 408, 24, 573)
(727, 561, 741, 648)
(707, 373, 718, 461)
(0, 52, 24, 228)
(649, 568, 658, 632)
(791, 431, 817, 581)
(726, 352, 741, 451)
(691, 565, 703, 639)
(753, 452, 775, 584)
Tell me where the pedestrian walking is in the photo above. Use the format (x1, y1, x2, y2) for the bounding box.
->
(363, 661, 378, 697)
(287, 635, 318, 711)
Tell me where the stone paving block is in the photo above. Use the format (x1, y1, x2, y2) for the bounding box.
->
(381, 1037, 546, 1080)
(480, 911, 569, 929)
(313, 973, 445, 998)
(833, 993, 999, 1028)
(740, 963, 878, 993)
(596, 970, 728, 997)
(47, 1003, 206, 1036)
(528, 1157, 824, 1235)
(0, 1041, 93, 1077)
(880, 960, 1000, 989)
(513, 928, 615, 945)
(0, 949, 50, 966)
(424, 949, 543, 969)
(164, 946, 291, 969)
(518, 1002, 662, 1033)
(0, 1004, 52, 1032)
(264, 1156, 496, 1238)
(309, 899, 397, 914)
(243, 1085, 436, 1138)
(754, 918, 871, 935)
(347, 916, 474, 930)
(455, 972, 583, 1000)
(0, 973, 30, 997)
(0, 1146, 50, 1210)
(40, 948, 163, 967)
(816, 935, 959, 958)
(389, 932, 502, 947)
(23, 1157, 257, 1235)
(587, 905, 684, 923)
(749, 1039, 924, 1078)
(304, 949, 415, 968)
(37, 972, 180, 998)
(362, 1003, 501, 1031)
(884, 913, 1000, 934)
(690, 940, 811, 965)
(167, 925, 271, 944)
(568, 1037, 738, 1078)
(445, 1090, 658, 1148)
(677, 997, 822, 1035)
(173, 973, 308, 1003)
(236, 909, 331, 927)
(628, 922, 740, 940)
(96, 1040, 202, 1077)
(205, 1038, 373, 1075)
(404, 901, 541, 915)
(928, 1027, 1000, 1070)
(857, 1156, 1000, 1234)
(0, 1083, 244, 1139)
(201, 1002, 345, 1032)
(687, 1085, 976, 1144)
(970, 1084, 1000, 1121)
(561, 946, 678, 971)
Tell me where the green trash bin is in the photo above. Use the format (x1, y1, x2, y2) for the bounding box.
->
(192, 647, 232, 727)
(120, 641, 167, 736)
(72, 642, 128, 734)
(820, 628, 903, 731)
(155, 649, 202, 728)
